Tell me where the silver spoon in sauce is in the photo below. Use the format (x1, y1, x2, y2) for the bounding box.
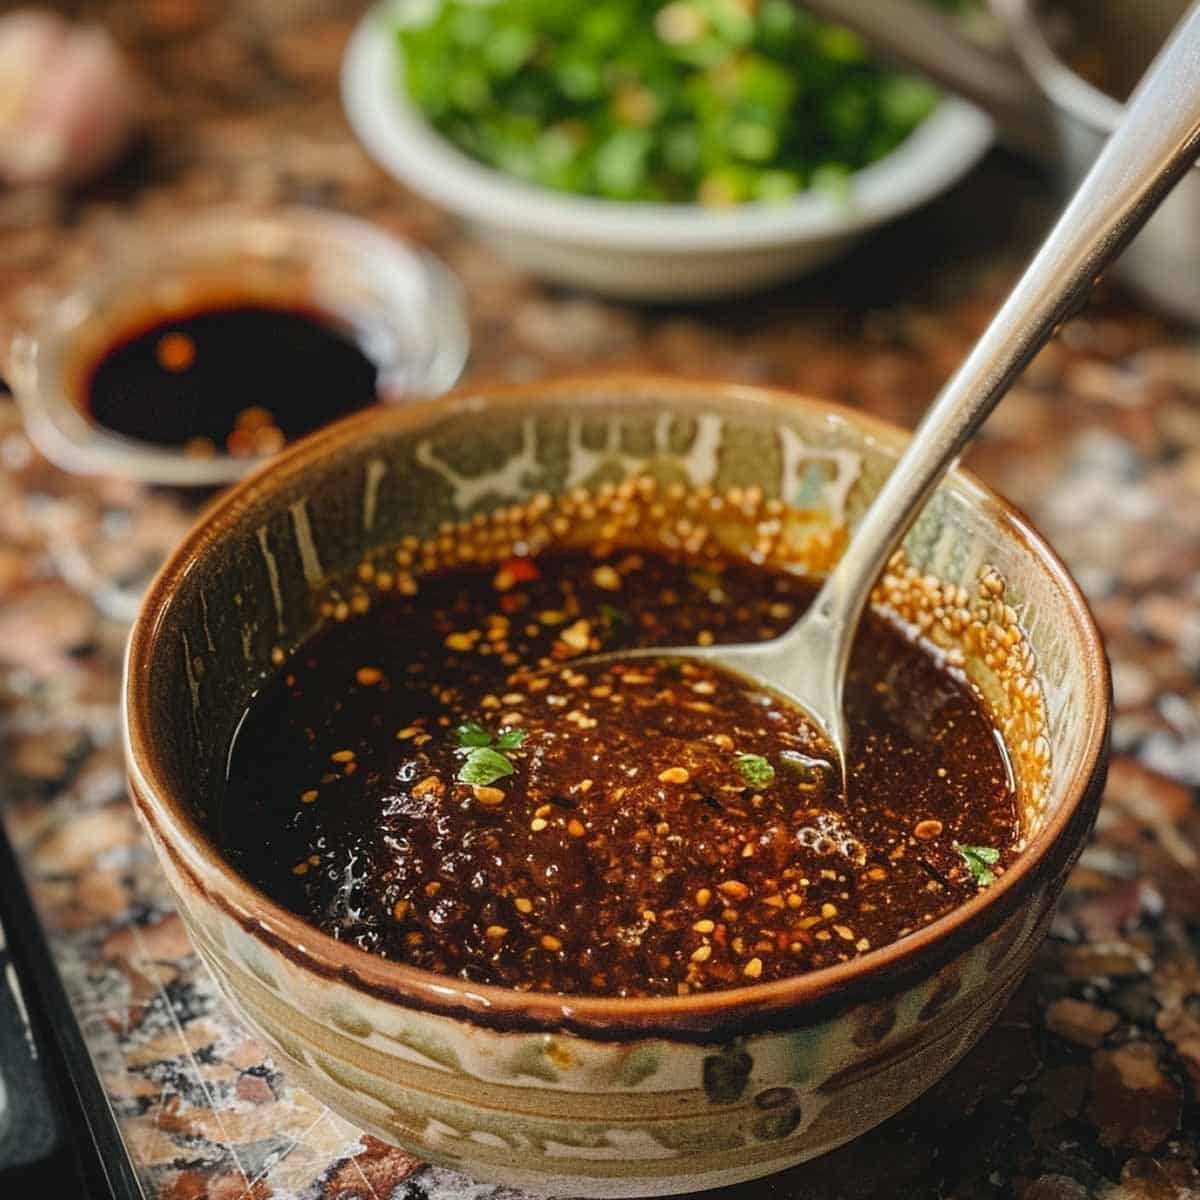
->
(573, 2, 1200, 786)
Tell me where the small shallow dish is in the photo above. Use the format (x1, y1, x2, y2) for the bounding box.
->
(9, 207, 469, 487)
(341, 6, 993, 301)
(124, 377, 1108, 1197)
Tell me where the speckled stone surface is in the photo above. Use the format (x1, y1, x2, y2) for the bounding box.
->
(0, 2, 1198, 1198)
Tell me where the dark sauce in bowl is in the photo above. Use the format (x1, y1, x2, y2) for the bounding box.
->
(84, 304, 379, 458)
(219, 549, 1019, 998)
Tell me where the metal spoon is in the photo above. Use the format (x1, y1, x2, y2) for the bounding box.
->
(576, 2, 1200, 784)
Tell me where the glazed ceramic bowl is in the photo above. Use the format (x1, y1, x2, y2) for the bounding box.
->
(341, 6, 993, 301)
(9, 207, 469, 486)
(123, 378, 1108, 1197)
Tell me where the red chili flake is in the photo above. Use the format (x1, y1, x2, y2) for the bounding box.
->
(503, 557, 541, 583)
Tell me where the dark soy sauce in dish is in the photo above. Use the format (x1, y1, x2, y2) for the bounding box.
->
(219, 549, 1020, 999)
(84, 304, 379, 458)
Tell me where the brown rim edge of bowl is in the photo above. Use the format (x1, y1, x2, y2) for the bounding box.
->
(124, 373, 1111, 1044)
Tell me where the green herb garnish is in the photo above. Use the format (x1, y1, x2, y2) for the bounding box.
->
(455, 721, 493, 748)
(458, 747, 517, 786)
(735, 753, 775, 789)
(454, 723, 525, 784)
(599, 603, 630, 627)
(395, 0, 946, 207)
(954, 843, 1000, 888)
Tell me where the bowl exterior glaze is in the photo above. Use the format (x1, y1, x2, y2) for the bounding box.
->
(125, 379, 1108, 1196)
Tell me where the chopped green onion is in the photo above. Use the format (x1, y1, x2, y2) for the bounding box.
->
(394, 0, 960, 206)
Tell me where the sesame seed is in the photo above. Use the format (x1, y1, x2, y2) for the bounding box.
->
(473, 785, 506, 807)
(300, 789, 319, 804)
(690, 944, 712, 963)
(541, 934, 563, 952)
(695, 888, 713, 907)
(392, 899, 410, 920)
(692, 919, 715, 933)
(531, 818, 549, 832)
(330, 749, 355, 763)
(743, 957, 763, 979)
(719, 880, 750, 901)
(355, 666, 383, 686)
(567, 818, 587, 838)
(485, 925, 508, 940)
(514, 898, 533, 914)
(658, 767, 690, 785)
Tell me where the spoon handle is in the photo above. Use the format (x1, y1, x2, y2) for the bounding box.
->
(801, 0, 1200, 688)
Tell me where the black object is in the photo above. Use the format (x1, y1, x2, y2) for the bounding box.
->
(0, 912, 61, 1172)
(0, 816, 144, 1198)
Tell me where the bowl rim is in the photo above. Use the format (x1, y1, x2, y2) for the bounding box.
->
(1001, 0, 1126, 136)
(123, 374, 1109, 1041)
(340, 4, 994, 252)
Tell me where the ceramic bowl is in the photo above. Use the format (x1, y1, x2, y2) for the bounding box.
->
(123, 377, 1108, 1197)
(9, 207, 469, 486)
(340, 7, 993, 301)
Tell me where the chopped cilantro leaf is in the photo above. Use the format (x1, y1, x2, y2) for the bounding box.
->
(599, 603, 630, 627)
(954, 843, 1000, 888)
(736, 753, 775, 788)
(455, 721, 493, 748)
(494, 728, 527, 750)
(457, 747, 516, 786)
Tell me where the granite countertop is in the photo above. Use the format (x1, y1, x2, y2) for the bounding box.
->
(1, 2, 1198, 1197)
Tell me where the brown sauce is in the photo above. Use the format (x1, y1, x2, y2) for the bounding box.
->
(219, 549, 1019, 998)
(84, 304, 378, 458)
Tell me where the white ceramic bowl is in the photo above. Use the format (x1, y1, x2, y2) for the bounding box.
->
(341, 5, 994, 301)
